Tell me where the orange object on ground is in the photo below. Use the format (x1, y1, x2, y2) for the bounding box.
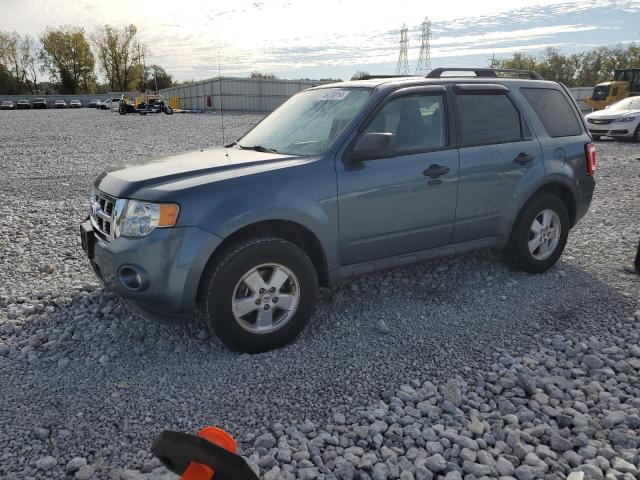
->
(180, 427, 237, 480)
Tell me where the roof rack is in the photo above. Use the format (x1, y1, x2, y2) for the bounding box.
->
(426, 68, 544, 80)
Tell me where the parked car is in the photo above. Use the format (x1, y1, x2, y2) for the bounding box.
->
(33, 98, 48, 109)
(16, 99, 32, 109)
(54, 99, 68, 109)
(80, 68, 596, 353)
(69, 99, 82, 108)
(98, 98, 120, 110)
(585, 96, 640, 142)
(1, 100, 16, 110)
(88, 98, 100, 108)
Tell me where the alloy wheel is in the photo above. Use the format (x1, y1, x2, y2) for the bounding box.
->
(231, 263, 300, 334)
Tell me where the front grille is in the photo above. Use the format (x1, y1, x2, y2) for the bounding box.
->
(90, 190, 116, 240)
(588, 129, 609, 134)
(587, 118, 613, 125)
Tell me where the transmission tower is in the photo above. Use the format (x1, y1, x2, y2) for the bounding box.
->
(395, 24, 409, 75)
(415, 17, 432, 75)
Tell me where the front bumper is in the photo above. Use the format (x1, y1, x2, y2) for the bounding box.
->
(587, 126, 633, 138)
(81, 219, 223, 316)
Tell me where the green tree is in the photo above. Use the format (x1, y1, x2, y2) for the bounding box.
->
(92, 24, 141, 91)
(493, 43, 640, 87)
(39, 26, 96, 93)
(351, 70, 369, 80)
(250, 71, 278, 80)
(140, 64, 173, 91)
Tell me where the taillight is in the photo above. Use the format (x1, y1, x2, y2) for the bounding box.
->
(585, 143, 596, 176)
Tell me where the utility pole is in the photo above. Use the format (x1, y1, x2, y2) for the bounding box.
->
(396, 24, 409, 75)
(415, 17, 432, 75)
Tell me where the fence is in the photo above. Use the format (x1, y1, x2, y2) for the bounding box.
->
(568, 87, 594, 112)
(1, 84, 594, 113)
(0, 92, 138, 107)
(159, 77, 329, 112)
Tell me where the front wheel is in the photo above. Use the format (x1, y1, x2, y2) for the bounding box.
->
(163, 105, 174, 115)
(634, 125, 640, 143)
(118, 105, 127, 115)
(504, 194, 569, 274)
(202, 237, 318, 353)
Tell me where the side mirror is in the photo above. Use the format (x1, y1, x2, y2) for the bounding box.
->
(346, 132, 393, 162)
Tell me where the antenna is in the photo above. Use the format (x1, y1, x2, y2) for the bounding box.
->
(218, 50, 225, 147)
(415, 17, 432, 75)
(396, 24, 409, 75)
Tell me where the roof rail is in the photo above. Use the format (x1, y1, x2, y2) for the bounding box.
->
(356, 75, 416, 80)
(426, 68, 544, 80)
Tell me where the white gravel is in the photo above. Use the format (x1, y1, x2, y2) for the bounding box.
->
(0, 109, 639, 480)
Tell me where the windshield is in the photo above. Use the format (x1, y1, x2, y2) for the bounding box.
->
(609, 97, 640, 110)
(238, 87, 372, 156)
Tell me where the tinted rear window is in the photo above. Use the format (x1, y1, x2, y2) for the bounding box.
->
(520, 88, 582, 137)
(457, 94, 523, 145)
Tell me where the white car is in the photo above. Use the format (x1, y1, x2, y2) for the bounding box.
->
(585, 97, 640, 142)
(97, 98, 120, 111)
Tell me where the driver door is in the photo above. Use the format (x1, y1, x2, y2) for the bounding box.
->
(336, 87, 460, 265)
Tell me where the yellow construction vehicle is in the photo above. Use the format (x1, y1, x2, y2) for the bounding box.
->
(586, 68, 640, 110)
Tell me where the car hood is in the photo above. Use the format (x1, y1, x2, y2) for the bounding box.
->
(586, 109, 640, 120)
(94, 147, 313, 198)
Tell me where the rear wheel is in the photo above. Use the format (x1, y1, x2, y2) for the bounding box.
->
(202, 237, 318, 353)
(118, 105, 126, 115)
(505, 193, 569, 273)
(634, 124, 640, 143)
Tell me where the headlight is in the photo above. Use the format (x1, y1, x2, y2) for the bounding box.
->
(117, 200, 180, 238)
(613, 117, 635, 123)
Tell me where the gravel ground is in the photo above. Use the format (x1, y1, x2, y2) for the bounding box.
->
(0, 109, 638, 480)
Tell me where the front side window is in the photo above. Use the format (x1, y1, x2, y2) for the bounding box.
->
(239, 87, 372, 156)
(520, 88, 582, 137)
(363, 94, 446, 153)
(457, 94, 523, 146)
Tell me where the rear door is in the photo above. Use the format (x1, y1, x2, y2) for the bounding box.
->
(336, 86, 460, 265)
(452, 84, 544, 242)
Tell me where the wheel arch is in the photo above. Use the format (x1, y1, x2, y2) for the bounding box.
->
(195, 219, 330, 305)
(508, 181, 577, 243)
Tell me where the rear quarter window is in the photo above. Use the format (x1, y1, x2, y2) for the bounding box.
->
(520, 88, 582, 137)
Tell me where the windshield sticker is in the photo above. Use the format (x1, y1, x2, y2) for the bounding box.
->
(319, 89, 350, 101)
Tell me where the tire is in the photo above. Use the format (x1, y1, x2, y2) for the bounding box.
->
(118, 105, 126, 115)
(504, 193, 570, 274)
(202, 237, 318, 353)
(164, 106, 174, 115)
(634, 125, 640, 143)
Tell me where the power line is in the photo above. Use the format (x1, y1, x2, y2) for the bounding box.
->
(415, 17, 432, 75)
(396, 24, 409, 75)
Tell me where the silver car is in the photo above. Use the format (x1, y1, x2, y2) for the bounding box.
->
(585, 97, 640, 142)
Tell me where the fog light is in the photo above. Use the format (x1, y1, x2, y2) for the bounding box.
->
(118, 265, 149, 291)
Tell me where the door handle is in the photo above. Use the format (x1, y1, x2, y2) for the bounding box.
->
(514, 152, 535, 165)
(423, 164, 450, 178)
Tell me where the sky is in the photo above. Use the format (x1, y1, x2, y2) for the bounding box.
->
(2, 0, 640, 81)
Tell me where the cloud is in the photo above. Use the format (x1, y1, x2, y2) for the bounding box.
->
(2, 0, 639, 79)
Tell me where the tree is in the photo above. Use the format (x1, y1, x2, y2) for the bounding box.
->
(19, 35, 40, 93)
(92, 24, 141, 91)
(351, 70, 369, 80)
(140, 64, 173, 91)
(0, 32, 42, 94)
(492, 43, 640, 87)
(39, 26, 96, 93)
(250, 71, 278, 80)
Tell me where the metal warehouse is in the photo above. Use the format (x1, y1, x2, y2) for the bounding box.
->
(159, 77, 329, 112)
